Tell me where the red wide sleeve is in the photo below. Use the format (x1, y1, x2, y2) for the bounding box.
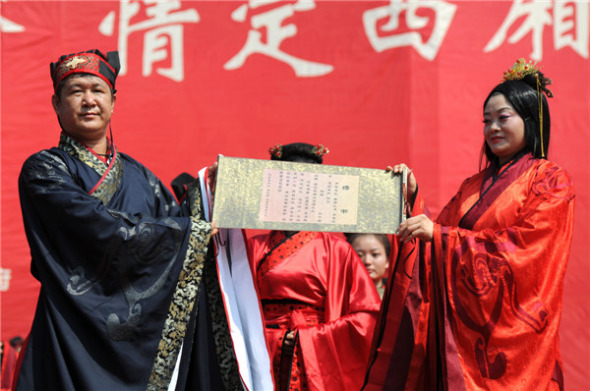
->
(298, 234, 380, 391)
(363, 186, 430, 390)
(432, 162, 575, 390)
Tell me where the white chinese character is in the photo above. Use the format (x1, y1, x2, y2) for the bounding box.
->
(0, 16, 24, 32)
(224, 0, 333, 77)
(554, 1, 588, 58)
(484, 0, 589, 60)
(0, 0, 25, 33)
(99, 0, 199, 81)
(363, 0, 456, 61)
(484, 0, 552, 60)
(0, 268, 12, 292)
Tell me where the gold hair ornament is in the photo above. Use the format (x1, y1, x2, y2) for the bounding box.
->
(502, 58, 553, 158)
(502, 58, 540, 82)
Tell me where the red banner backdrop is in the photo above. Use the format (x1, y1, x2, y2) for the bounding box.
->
(1, 1, 588, 388)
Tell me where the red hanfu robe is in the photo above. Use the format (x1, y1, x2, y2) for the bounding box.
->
(365, 154, 575, 391)
(249, 231, 380, 391)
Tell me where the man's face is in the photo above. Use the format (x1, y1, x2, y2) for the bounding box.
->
(52, 74, 116, 143)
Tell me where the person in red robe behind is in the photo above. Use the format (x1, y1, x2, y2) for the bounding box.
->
(248, 143, 380, 391)
(1, 341, 18, 391)
(364, 59, 574, 390)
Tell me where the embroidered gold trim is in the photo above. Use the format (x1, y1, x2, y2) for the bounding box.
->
(58, 133, 123, 204)
(147, 182, 212, 390)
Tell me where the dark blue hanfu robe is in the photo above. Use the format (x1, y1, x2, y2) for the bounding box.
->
(15, 133, 241, 391)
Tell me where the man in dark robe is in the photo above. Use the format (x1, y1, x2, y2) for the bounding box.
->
(14, 49, 241, 391)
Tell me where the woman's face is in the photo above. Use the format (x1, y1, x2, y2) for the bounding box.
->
(351, 235, 389, 283)
(483, 93, 526, 165)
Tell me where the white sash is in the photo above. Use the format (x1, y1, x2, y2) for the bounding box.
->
(198, 166, 273, 391)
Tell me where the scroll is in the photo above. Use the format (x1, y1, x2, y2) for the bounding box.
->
(211, 156, 406, 233)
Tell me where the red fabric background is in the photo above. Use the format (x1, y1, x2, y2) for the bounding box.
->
(1, 1, 588, 388)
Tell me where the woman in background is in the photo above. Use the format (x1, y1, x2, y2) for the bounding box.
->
(248, 143, 380, 391)
(347, 233, 390, 299)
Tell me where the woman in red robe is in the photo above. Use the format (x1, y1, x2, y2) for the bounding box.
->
(365, 59, 575, 390)
(248, 143, 381, 391)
